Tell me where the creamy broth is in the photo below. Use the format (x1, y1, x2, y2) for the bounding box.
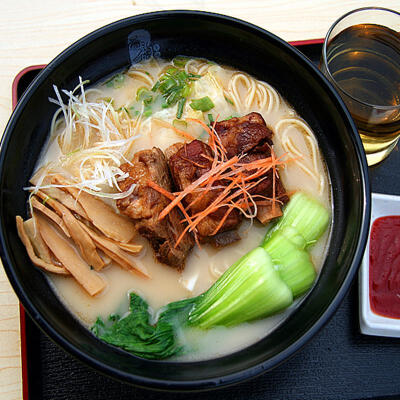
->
(35, 58, 331, 360)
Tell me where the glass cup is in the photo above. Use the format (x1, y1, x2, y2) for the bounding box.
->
(321, 7, 400, 166)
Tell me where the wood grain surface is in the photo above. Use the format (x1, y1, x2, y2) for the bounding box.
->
(0, 1, 398, 399)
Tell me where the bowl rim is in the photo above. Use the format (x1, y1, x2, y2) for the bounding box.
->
(0, 9, 371, 391)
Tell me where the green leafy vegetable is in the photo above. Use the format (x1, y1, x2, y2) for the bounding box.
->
(264, 192, 329, 247)
(261, 192, 330, 297)
(188, 247, 293, 328)
(263, 229, 316, 297)
(207, 113, 214, 124)
(189, 96, 215, 112)
(92, 293, 198, 359)
(92, 192, 330, 360)
(92, 248, 292, 358)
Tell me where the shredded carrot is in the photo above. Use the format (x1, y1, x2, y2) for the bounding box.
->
(147, 180, 193, 225)
(187, 117, 227, 163)
(186, 118, 212, 136)
(180, 156, 208, 169)
(147, 180, 199, 246)
(184, 176, 241, 233)
(172, 126, 196, 141)
(158, 156, 239, 221)
(211, 206, 234, 235)
(150, 123, 294, 240)
(153, 118, 196, 141)
(271, 148, 276, 214)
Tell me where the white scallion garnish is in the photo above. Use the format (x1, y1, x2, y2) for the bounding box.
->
(27, 78, 143, 199)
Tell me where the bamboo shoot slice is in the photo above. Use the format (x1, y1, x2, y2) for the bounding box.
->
(35, 191, 104, 270)
(52, 175, 136, 243)
(23, 218, 52, 264)
(79, 222, 149, 278)
(114, 242, 143, 255)
(31, 197, 70, 237)
(36, 214, 106, 296)
(30, 171, 89, 219)
(41, 187, 89, 219)
(16, 216, 69, 275)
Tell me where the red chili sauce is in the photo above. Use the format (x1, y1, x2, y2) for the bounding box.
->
(369, 215, 400, 319)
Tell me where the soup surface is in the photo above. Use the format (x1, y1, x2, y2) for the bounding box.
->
(32, 58, 331, 360)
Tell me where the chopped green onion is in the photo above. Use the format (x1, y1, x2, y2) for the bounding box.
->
(42, 195, 51, 205)
(159, 78, 177, 93)
(224, 96, 234, 106)
(161, 98, 169, 109)
(106, 73, 125, 89)
(100, 97, 114, 106)
(151, 81, 161, 92)
(223, 115, 240, 120)
(66, 148, 81, 157)
(166, 67, 178, 75)
(136, 87, 153, 103)
(189, 96, 215, 112)
(117, 106, 130, 114)
(143, 106, 152, 118)
(173, 56, 190, 67)
(166, 89, 181, 106)
(176, 70, 189, 82)
(181, 85, 191, 98)
(176, 98, 186, 119)
(152, 66, 201, 118)
(188, 73, 202, 79)
(128, 107, 140, 118)
(207, 114, 214, 124)
(173, 118, 188, 130)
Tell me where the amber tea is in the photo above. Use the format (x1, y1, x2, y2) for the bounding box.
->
(323, 21, 400, 165)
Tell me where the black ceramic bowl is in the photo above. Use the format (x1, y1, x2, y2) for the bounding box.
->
(0, 11, 370, 391)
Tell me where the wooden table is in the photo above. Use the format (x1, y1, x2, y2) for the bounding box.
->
(0, 1, 398, 398)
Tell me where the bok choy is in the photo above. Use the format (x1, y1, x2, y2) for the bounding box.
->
(262, 192, 330, 297)
(92, 192, 330, 360)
